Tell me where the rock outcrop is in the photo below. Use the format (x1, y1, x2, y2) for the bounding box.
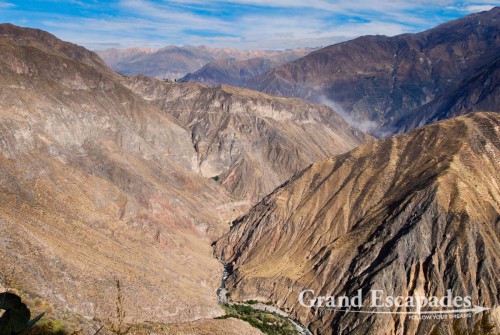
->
(126, 76, 370, 201)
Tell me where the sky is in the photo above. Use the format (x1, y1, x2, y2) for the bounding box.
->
(0, 0, 498, 50)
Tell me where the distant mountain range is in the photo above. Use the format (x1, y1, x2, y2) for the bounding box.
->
(179, 48, 316, 86)
(98, 9, 499, 138)
(245, 8, 500, 136)
(97, 45, 315, 81)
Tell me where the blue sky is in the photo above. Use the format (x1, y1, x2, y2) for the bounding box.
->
(0, 0, 498, 50)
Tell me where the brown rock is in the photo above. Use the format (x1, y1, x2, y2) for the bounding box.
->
(215, 112, 500, 335)
(0, 23, 237, 330)
(126, 76, 370, 201)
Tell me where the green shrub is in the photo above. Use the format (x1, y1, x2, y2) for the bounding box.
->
(221, 304, 299, 335)
(25, 320, 67, 335)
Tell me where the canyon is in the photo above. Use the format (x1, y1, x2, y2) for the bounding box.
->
(0, 23, 365, 333)
(1, 8, 499, 335)
(215, 112, 500, 334)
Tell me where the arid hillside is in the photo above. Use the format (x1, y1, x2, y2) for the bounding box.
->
(126, 75, 369, 201)
(0, 23, 252, 332)
(215, 112, 500, 335)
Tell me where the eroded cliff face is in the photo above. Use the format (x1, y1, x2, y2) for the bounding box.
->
(0, 24, 248, 330)
(215, 113, 500, 335)
(126, 76, 370, 201)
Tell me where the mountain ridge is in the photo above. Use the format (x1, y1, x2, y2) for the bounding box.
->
(245, 8, 500, 136)
(126, 75, 370, 201)
(0, 22, 253, 332)
(97, 45, 315, 81)
(215, 112, 500, 335)
(179, 48, 316, 86)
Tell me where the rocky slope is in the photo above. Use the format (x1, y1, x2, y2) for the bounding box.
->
(180, 48, 316, 87)
(97, 45, 313, 81)
(126, 76, 369, 201)
(0, 23, 112, 74)
(132, 318, 265, 335)
(381, 57, 500, 136)
(0, 23, 368, 334)
(0, 23, 251, 332)
(246, 8, 500, 135)
(215, 112, 500, 335)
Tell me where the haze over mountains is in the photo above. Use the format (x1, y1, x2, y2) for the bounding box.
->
(97, 46, 315, 82)
(245, 7, 500, 136)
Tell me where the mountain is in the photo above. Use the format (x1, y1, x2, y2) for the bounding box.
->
(0, 23, 257, 332)
(95, 46, 157, 68)
(381, 57, 500, 136)
(180, 48, 316, 86)
(97, 45, 218, 80)
(246, 8, 500, 135)
(181, 57, 277, 86)
(0, 23, 367, 333)
(126, 76, 369, 201)
(215, 112, 500, 335)
(96, 45, 314, 81)
(0, 23, 111, 74)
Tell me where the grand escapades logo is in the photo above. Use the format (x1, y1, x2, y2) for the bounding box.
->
(299, 289, 489, 319)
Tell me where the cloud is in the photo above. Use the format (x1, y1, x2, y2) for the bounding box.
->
(0, 0, 494, 50)
(318, 96, 379, 132)
(0, 1, 14, 8)
(118, 0, 229, 29)
(463, 5, 495, 12)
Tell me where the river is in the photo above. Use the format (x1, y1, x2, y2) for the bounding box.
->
(217, 264, 313, 335)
